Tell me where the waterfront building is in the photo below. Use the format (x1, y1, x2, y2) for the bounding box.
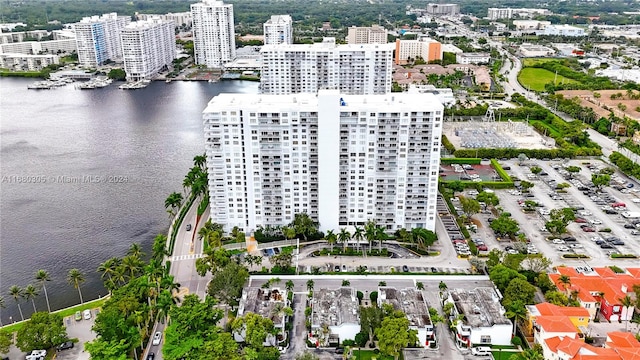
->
(0, 39, 76, 55)
(0, 53, 59, 71)
(346, 25, 387, 45)
(260, 38, 393, 95)
(395, 37, 442, 65)
(191, 0, 236, 68)
(74, 13, 129, 67)
(202, 90, 443, 233)
(120, 18, 176, 81)
(263, 15, 293, 45)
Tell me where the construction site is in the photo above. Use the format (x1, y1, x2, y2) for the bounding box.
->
(443, 109, 554, 150)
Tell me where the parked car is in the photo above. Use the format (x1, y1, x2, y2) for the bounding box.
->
(146, 353, 155, 360)
(582, 227, 595, 232)
(552, 239, 565, 244)
(624, 224, 635, 229)
(186, 223, 192, 231)
(83, 309, 91, 320)
(611, 240, 625, 245)
(590, 219, 602, 225)
(402, 265, 409, 272)
(600, 244, 614, 249)
(575, 218, 587, 223)
(74, 311, 82, 321)
(57, 341, 74, 351)
(562, 236, 577, 242)
(477, 245, 488, 251)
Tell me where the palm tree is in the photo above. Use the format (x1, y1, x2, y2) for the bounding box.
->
(619, 295, 634, 331)
(519, 348, 544, 360)
(325, 230, 337, 252)
(306, 280, 315, 294)
(558, 275, 571, 292)
(35, 269, 52, 313)
(67, 269, 85, 304)
(193, 154, 207, 171)
(338, 228, 351, 252)
(271, 303, 294, 341)
(23, 284, 39, 313)
(352, 226, 364, 254)
(97, 257, 120, 282)
(505, 301, 528, 336)
(364, 221, 377, 254)
(122, 254, 144, 280)
(416, 282, 424, 290)
(127, 243, 145, 259)
(0, 295, 5, 326)
(375, 225, 388, 252)
(151, 234, 169, 261)
(164, 192, 183, 218)
(411, 228, 426, 251)
(9, 285, 24, 321)
(285, 280, 295, 294)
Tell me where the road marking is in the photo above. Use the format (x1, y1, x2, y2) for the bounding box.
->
(171, 253, 204, 261)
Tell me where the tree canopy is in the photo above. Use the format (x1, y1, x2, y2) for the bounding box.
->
(16, 312, 68, 352)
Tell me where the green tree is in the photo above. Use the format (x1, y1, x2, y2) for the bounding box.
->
(23, 284, 39, 313)
(545, 291, 570, 306)
(375, 315, 417, 360)
(107, 68, 126, 81)
(489, 264, 526, 293)
(360, 306, 384, 344)
(530, 166, 542, 175)
(446, 180, 465, 193)
(352, 226, 364, 253)
(477, 191, 500, 207)
(558, 274, 571, 291)
(271, 252, 293, 270)
(164, 192, 183, 218)
(486, 249, 503, 268)
(16, 312, 67, 352)
(459, 196, 481, 220)
(9, 285, 24, 321)
(338, 228, 351, 252)
(289, 212, 319, 242)
(566, 166, 581, 177)
(85, 338, 130, 360)
(520, 180, 534, 191)
(0, 329, 11, 354)
(207, 262, 249, 307)
(592, 173, 611, 190)
(306, 280, 315, 293)
(34, 269, 52, 313)
(0, 296, 5, 327)
(67, 268, 85, 304)
(231, 312, 275, 350)
(325, 230, 337, 252)
(505, 301, 528, 337)
(619, 295, 634, 331)
(503, 278, 537, 307)
(490, 214, 520, 237)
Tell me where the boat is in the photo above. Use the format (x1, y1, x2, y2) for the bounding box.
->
(27, 81, 53, 90)
(119, 79, 151, 90)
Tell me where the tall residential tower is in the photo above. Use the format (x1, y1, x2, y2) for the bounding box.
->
(190, 0, 236, 68)
(202, 91, 443, 233)
(263, 15, 293, 45)
(260, 38, 394, 95)
(120, 18, 176, 81)
(74, 13, 129, 67)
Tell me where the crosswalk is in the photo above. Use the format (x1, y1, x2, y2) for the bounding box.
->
(171, 253, 204, 261)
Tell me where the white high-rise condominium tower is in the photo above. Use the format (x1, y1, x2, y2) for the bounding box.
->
(202, 91, 443, 233)
(74, 13, 129, 67)
(121, 18, 176, 81)
(260, 38, 394, 95)
(263, 15, 293, 45)
(191, 0, 236, 68)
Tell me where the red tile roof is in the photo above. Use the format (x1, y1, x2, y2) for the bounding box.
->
(535, 302, 590, 318)
(550, 267, 640, 306)
(536, 316, 579, 333)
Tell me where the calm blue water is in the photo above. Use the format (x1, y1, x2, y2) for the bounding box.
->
(0, 78, 259, 323)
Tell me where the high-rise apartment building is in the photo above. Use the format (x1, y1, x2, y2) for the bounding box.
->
(394, 38, 442, 65)
(121, 18, 176, 81)
(487, 7, 551, 20)
(74, 13, 129, 67)
(260, 38, 394, 95)
(263, 15, 293, 45)
(191, 0, 236, 68)
(346, 25, 387, 44)
(202, 91, 443, 233)
(425, 3, 460, 16)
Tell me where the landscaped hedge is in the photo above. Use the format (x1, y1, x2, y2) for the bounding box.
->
(610, 152, 640, 179)
(611, 254, 638, 259)
(440, 180, 514, 189)
(562, 254, 590, 259)
(442, 135, 457, 153)
(453, 147, 599, 159)
(441, 158, 482, 165)
(491, 159, 511, 182)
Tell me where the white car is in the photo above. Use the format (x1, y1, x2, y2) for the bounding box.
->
(590, 236, 601, 242)
(471, 347, 491, 356)
(557, 245, 570, 252)
(26, 350, 47, 360)
(152, 331, 162, 346)
(632, 198, 640, 203)
(552, 239, 565, 244)
(83, 309, 91, 320)
(590, 219, 602, 225)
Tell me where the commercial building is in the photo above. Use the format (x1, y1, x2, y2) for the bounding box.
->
(137, 12, 192, 28)
(513, 20, 551, 31)
(236, 287, 288, 347)
(395, 37, 442, 65)
(0, 39, 76, 55)
(263, 15, 293, 45)
(542, 24, 585, 37)
(444, 288, 512, 347)
(426, 3, 460, 16)
(260, 38, 393, 95)
(456, 52, 490, 65)
(0, 53, 59, 71)
(487, 8, 551, 20)
(378, 287, 436, 347)
(202, 90, 443, 233)
(191, 0, 236, 68)
(74, 13, 129, 67)
(310, 288, 360, 345)
(120, 18, 176, 81)
(346, 25, 387, 45)
(519, 44, 555, 57)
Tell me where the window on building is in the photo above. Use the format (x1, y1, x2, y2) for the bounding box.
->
(480, 336, 491, 344)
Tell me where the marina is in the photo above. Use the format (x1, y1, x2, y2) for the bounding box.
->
(75, 77, 113, 89)
(26, 78, 74, 90)
(119, 79, 151, 90)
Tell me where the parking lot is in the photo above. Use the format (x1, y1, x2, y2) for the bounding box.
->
(467, 158, 640, 267)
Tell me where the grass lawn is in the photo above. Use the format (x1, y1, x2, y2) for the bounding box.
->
(350, 350, 401, 360)
(492, 350, 519, 360)
(521, 58, 560, 67)
(517, 67, 579, 92)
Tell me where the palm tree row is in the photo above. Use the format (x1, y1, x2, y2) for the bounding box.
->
(165, 154, 209, 223)
(329, 220, 389, 255)
(4, 267, 85, 323)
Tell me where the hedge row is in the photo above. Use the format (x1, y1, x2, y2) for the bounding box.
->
(440, 180, 514, 189)
(610, 152, 640, 179)
(441, 158, 482, 165)
(442, 135, 457, 153)
(490, 159, 511, 182)
(453, 147, 600, 159)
